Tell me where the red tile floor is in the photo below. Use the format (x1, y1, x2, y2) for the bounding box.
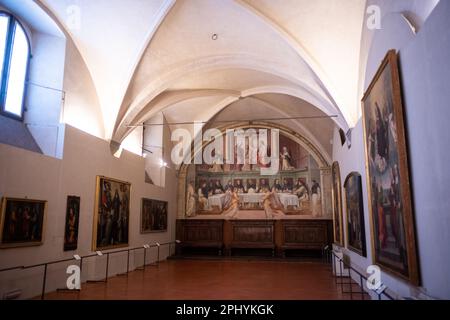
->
(43, 259, 369, 300)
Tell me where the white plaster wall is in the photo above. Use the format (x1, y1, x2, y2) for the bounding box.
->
(334, 0, 450, 299)
(0, 125, 177, 300)
(62, 40, 105, 140)
(24, 31, 66, 158)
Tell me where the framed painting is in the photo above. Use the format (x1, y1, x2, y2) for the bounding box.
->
(344, 173, 367, 257)
(92, 176, 131, 251)
(332, 162, 343, 246)
(0, 198, 46, 248)
(362, 50, 419, 285)
(64, 196, 80, 251)
(141, 199, 168, 233)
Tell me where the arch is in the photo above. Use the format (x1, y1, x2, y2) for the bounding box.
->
(176, 122, 331, 219)
(113, 54, 348, 141)
(233, 0, 347, 123)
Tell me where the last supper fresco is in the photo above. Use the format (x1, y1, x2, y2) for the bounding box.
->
(184, 131, 331, 220)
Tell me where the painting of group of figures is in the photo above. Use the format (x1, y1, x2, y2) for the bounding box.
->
(185, 132, 324, 219)
(0, 198, 46, 248)
(93, 176, 131, 251)
(141, 199, 168, 233)
(361, 50, 419, 285)
(1, 176, 169, 252)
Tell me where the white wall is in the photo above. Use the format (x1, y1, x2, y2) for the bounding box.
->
(25, 31, 66, 159)
(0, 125, 177, 300)
(334, 0, 450, 299)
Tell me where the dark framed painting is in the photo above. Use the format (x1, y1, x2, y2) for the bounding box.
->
(0, 198, 46, 248)
(64, 196, 80, 251)
(92, 176, 131, 251)
(141, 199, 168, 233)
(344, 173, 367, 257)
(332, 161, 344, 246)
(362, 50, 419, 285)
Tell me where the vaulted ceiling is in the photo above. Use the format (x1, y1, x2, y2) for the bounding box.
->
(12, 0, 439, 160)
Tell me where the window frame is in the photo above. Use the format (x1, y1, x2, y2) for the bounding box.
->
(0, 11, 31, 121)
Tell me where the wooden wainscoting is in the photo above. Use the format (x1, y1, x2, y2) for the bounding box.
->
(225, 220, 276, 255)
(276, 219, 333, 257)
(176, 219, 224, 255)
(176, 219, 333, 257)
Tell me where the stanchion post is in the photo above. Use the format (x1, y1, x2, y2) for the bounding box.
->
(143, 247, 147, 270)
(348, 267, 353, 300)
(41, 264, 48, 300)
(105, 253, 110, 282)
(360, 275, 364, 300)
(126, 250, 130, 274)
(156, 243, 160, 267)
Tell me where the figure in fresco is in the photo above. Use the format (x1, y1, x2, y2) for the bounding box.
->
(207, 181, 215, 197)
(311, 180, 321, 217)
(272, 179, 283, 193)
(186, 182, 197, 217)
(294, 179, 309, 204)
(282, 178, 293, 194)
(224, 180, 234, 192)
(223, 188, 240, 219)
(280, 146, 295, 171)
(198, 181, 209, 211)
(259, 179, 270, 193)
(209, 152, 224, 173)
(234, 179, 245, 194)
(257, 139, 271, 169)
(214, 180, 224, 195)
(263, 188, 285, 218)
(246, 179, 257, 193)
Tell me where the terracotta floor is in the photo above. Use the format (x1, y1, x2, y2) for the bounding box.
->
(44, 259, 365, 300)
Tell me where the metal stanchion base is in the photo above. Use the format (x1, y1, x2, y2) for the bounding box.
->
(56, 288, 81, 293)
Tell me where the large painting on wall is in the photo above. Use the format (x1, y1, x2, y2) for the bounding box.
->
(141, 199, 168, 233)
(184, 130, 326, 220)
(344, 173, 366, 257)
(362, 50, 419, 285)
(0, 198, 46, 248)
(92, 176, 131, 251)
(332, 162, 343, 246)
(64, 196, 80, 251)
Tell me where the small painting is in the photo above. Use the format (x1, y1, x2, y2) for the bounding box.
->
(0, 198, 46, 248)
(344, 173, 366, 257)
(332, 162, 343, 246)
(64, 196, 80, 251)
(141, 199, 168, 233)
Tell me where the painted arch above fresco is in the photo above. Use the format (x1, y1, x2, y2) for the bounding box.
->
(182, 128, 333, 220)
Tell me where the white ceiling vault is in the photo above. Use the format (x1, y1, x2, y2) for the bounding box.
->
(23, 0, 440, 160)
(32, 0, 368, 143)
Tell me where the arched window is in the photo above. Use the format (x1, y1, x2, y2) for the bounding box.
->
(0, 12, 30, 119)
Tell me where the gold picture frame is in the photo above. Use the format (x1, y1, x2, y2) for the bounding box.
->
(344, 172, 367, 257)
(332, 161, 344, 246)
(361, 50, 420, 285)
(92, 176, 131, 251)
(0, 197, 47, 249)
(141, 198, 168, 234)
